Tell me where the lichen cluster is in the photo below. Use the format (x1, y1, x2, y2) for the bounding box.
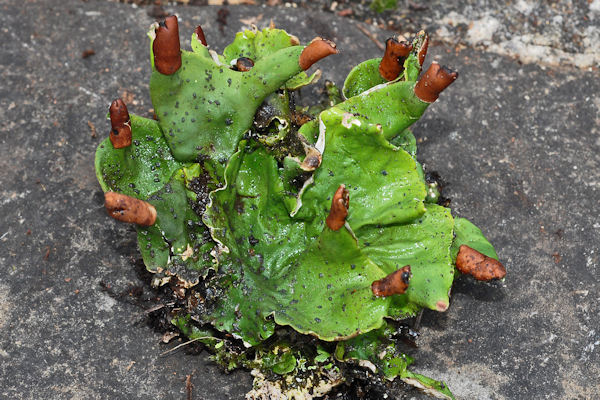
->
(95, 16, 505, 399)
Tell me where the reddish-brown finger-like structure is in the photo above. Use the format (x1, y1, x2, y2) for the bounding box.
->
(371, 266, 411, 297)
(325, 185, 349, 231)
(416, 30, 429, 67)
(153, 15, 181, 75)
(194, 25, 207, 46)
(456, 245, 506, 281)
(104, 192, 157, 226)
(234, 57, 254, 72)
(299, 38, 338, 70)
(109, 99, 132, 149)
(414, 62, 458, 103)
(378, 38, 413, 81)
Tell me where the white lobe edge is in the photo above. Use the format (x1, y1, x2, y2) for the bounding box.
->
(341, 112, 361, 129)
(315, 115, 326, 154)
(358, 360, 377, 373)
(358, 80, 393, 98)
(344, 221, 358, 244)
(290, 115, 327, 216)
(147, 22, 159, 41)
(209, 49, 226, 66)
(290, 176, 314, 217)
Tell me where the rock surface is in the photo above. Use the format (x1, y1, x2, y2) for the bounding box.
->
(0, 0, 598, 399)
(121, 0, 600, 69)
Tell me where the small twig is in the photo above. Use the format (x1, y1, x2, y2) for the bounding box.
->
(408, 1, 429, 11)
(356, 23, 385, 51)
(412, 309, 424, 331)
(185, 373, 194, 400)
(144, 304, 166, 314)
(87, 120, 96, 138)
(161, 338, 201, 356)
(160, 337, 222, 357)
(208, 0, 255, 4)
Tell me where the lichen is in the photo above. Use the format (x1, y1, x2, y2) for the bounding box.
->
(95, 17, 506, 399)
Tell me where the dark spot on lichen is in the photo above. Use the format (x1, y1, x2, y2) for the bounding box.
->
(248, 235, 259, 246)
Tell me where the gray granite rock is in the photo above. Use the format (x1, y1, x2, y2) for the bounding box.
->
(0, 0, 598, 399)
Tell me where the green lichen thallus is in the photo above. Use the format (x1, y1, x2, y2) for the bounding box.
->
(95, 17, 506, 399)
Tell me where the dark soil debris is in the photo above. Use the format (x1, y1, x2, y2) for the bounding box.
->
(81, 49, 95, 58)
(217, 8, 230, 33)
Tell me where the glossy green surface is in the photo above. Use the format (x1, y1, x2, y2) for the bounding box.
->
(95, 114, 183, 199)
(138, 168, 216, 279)
(295, 106, 427, 234)
(222, 27, 319, 90)
(357, 205, 455, 313)
(202, 145, 393, 344)
(342, 58, 386, 99)
(451, 217, 499, 260)
(150, 27, 309, 168)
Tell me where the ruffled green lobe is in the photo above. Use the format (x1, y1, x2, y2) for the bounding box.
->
(295, 107, 427, 235)
(94, 114, 182, 199)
